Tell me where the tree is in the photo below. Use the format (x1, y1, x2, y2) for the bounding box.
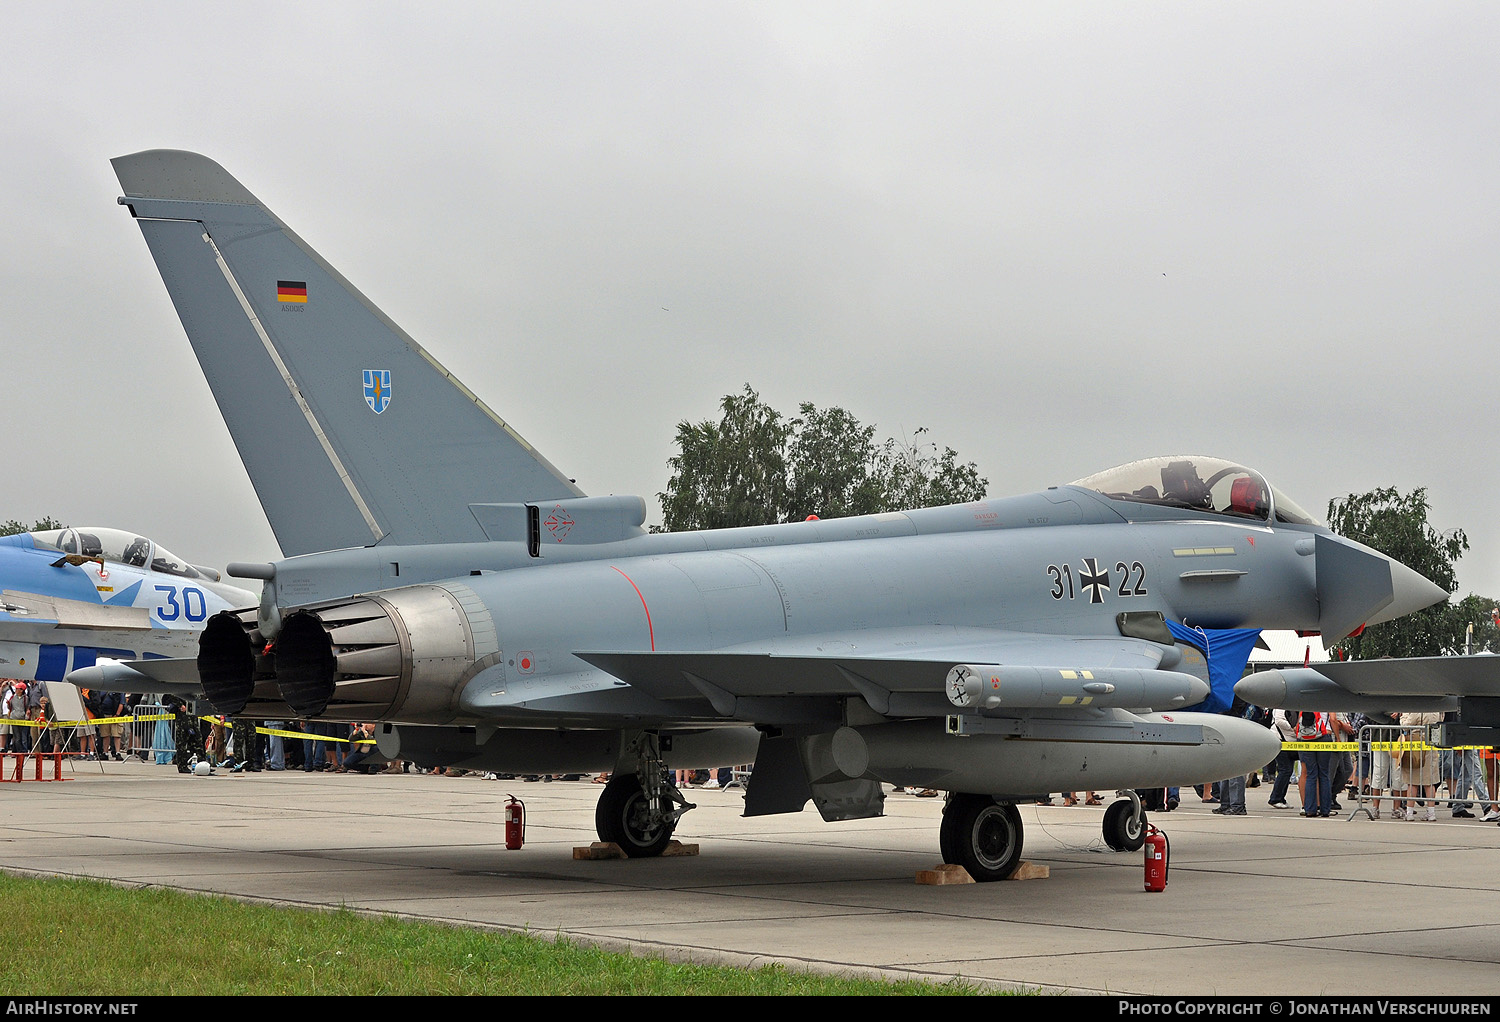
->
(1326, 487, 1472, 658)
(1450, 594, 1500, 655)
(784, 402, 883, 522)
(659, 386, 792, 532)
(0, 516, 64, 537)
(658, 385, 987, 532)
(869, 427, 988, 514)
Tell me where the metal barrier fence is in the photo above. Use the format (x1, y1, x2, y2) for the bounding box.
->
(1353, 723, 1497, 821)
(128, 702, 173, 762)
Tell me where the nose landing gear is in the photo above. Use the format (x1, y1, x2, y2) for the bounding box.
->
(1102, 791, 1147, 851)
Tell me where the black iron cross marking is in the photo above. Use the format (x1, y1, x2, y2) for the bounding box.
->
(1079, 557, 1110, 604)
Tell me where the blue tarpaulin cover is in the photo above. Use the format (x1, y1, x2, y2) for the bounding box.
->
(1167, 621, 1263, 714)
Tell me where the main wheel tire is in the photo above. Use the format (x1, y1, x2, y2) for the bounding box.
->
(594, 773, 675, 858)
(938, 793, 975, 867)
(1102, 799, 1147, 851)
(940, 794, 1024, 882)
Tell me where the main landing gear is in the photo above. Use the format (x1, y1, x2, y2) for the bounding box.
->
(594, 772, 693, 857)
(939, 790, 1148, 881)
(940, 794, 1024, 882)
(592, 733, 695, 857)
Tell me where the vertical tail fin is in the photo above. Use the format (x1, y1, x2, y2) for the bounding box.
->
(113, 150, 581, 556)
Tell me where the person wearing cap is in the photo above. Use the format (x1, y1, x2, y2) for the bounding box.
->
(0, 681, 14, 753)
(4, 681, 30, 754)
(340, 722, 378, 773)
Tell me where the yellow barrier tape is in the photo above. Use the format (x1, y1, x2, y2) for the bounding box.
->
(258, 725, 373, 745)
(66, 713, 137, 726)
(6, 714, 375, 752)
(206, 720, 372, 745)
(1280, 741, 1487, 752)
(13, 715, 373, 746)
(192, 718, 371, 744)
(3, 719, 1465, 754)
(9, 712, 176, 728)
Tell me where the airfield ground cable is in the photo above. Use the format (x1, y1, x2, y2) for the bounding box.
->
(1026, 802, 1126, 855)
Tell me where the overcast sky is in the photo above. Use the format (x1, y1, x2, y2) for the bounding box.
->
(3, 2, 1497, 600)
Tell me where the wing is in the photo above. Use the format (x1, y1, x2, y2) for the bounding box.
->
(574, 629, 1209, 724)
(0, 591, 153, 638)
(1234, 655, 1500, 712)
(73, 629, 1211, 725)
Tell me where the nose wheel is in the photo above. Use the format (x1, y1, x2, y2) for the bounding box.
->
(939, 794, 1025, 882)
(1102, 796, 1147, 851)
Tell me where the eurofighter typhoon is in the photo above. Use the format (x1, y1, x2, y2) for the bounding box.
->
(87, 150, 1452, 880)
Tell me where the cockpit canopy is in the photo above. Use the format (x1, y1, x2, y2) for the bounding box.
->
(28, 527, 216, 580)
(1070, 456, 1320, 526)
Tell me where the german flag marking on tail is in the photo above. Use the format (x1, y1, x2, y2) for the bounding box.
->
(277, 280, 308, 303)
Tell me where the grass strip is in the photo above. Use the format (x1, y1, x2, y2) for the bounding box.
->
(0, 872, 1004, 995)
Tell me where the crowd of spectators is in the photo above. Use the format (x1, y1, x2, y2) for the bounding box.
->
(0, 681, 409, 775)
(10, 680, 1500, 826)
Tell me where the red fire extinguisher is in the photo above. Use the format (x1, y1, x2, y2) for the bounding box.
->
(504, 795, 525, 850)
(1144, 824, 1168, 892)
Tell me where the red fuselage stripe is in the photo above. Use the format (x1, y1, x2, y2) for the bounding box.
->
(610, 566, 655, 651)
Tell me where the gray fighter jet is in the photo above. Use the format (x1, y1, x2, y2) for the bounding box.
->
(91, 150, 1453, 880)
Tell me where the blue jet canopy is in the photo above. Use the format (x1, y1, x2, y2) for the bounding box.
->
(29, 527, 215, 580)
(1070, 456, 1320, 526)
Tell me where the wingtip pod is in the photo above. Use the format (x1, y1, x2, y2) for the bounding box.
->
(65, 657, 201, 698)
(1234, 669, 1292, 708)
(112, 150, 260, 205)
(1236, 666, 1457, 713)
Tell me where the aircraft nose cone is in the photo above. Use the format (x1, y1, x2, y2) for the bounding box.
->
(1316, 532, 1450, 642)
(1367, 559, 1449, 626)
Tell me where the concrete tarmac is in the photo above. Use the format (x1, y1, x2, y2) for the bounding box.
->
(4, 759, 1500, 996)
